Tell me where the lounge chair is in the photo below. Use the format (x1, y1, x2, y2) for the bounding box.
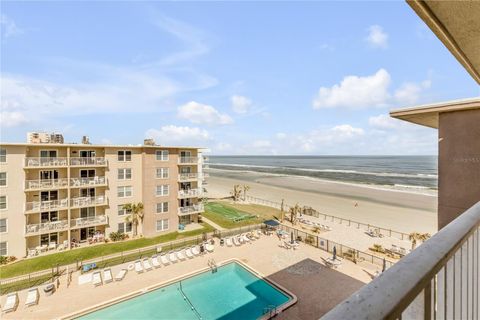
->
(226, 237, 233, 247)
(135, 260, 144, 273)
(2, 293, 18, 312)
(25, 288, 39, 307)
(115, 269, 127, 281)
(192, 246, 200, 256)
(92, 271, 102, 286)
(160, 254, 170, 265)
(255, 230, 262, 238)
(242, 234, 251, 243)
(169, 252, 178, 263)
(103, 268, 113, 283)
(143, 258, 153, 271)
(152, 255, 161, 268)
(233, 237, 241, 246)
(176, 250, 186, 261)
(185, 248, 194, 259)
(205, 244, 214, 252)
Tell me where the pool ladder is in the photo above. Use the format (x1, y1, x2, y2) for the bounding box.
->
(179, 281, 202, 320)
(263, 305, 277, 318)
(208, 258, 218, 273)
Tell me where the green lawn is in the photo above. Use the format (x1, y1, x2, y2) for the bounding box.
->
(203, 201, 281, 229)
(0, 223, 214, 279)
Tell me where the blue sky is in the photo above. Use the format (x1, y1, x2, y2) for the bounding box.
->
(1, 2, 478, 155)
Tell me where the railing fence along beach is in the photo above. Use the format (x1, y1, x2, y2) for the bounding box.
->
(245, 195, 410, 240)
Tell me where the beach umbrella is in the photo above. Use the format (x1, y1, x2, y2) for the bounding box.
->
(382, 258, 386, 272)
(333, 246, 337, 260)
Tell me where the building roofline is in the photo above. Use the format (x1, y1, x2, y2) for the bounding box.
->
(0, 142, 207, 150)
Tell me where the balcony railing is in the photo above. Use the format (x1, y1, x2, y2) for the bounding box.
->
(70, 176, 107, 187)
(25, 178, 69, 191)
(178, 156, 199, 165)
(70, 195, 107, 208)
(178, 173, 198, 181)
(322, 201, 480, 320)
(178, 204, 204, 216)
(71, 215, 108, 228)
(24, 157, 68, 167)
(178, 188, 203, 199)
(70, 157, 107, 166)
(203, 173, 210, 178)
(25, 199, 69, 213)
(25, 220, 69, 235)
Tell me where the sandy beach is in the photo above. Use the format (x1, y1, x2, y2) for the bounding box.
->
(207, 169, 438, 234)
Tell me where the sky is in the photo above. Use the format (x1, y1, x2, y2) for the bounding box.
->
(1, 1, 479, 155)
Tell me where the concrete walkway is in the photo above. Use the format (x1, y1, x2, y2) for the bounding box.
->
(201, 216, 226, 231)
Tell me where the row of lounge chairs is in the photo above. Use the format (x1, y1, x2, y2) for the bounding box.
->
(299, 218, 332, 231)
(2, 288, 39, 313)
(225, 231, 261, 247)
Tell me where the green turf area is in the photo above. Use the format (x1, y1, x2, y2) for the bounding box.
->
(205, 202, 256, 221)
(0, 222, 214, 280)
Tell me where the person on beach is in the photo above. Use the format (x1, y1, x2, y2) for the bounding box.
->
(354, 202, 358, 207)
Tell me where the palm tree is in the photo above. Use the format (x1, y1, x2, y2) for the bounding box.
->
(409, 232, 431, 250)
(289, 203, 301, 225)
(242, 185, 250, 201)
(230, 184, 242, 202)
(123, 202, 144, 237)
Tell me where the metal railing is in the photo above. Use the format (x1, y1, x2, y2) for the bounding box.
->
(179, 173, 199, 181)
(25, 199, 69, 212)
(70, 157, 107, 166)
(322, 201, 480, 320)
(70, 195, 107, 208)
(178, 156, 199, 164)
(70, 215, 108, 228)
(178, 204, 204, 216)
(70, 176, 106, 187)
(25, 178, 69, 190)
(178, 188, 203, 199)
(24, 157, 68, 167)
(25, 220, 69, 235)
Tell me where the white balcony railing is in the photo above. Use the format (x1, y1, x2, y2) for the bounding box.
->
(178, 173, 198, 181)
(25, 178, 69, 191)
(178, 188, 203, 199)
(178, 204, 204, 216)
(70, 157, 107, 166)
(25, 220, 69, 235)
(178, 156, 199, 165)
(323, 201, 480, 320)
(70, 195, 107, 208)
(24, 157, 68, 167)
(70, 176, 107, 187)
(71, 215, 108, 228)
(25, 199, 69, 213)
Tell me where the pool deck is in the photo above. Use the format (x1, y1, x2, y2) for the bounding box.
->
(1, 234, 379, 320)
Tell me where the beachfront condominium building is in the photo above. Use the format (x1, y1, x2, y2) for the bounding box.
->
(0, 134, 208, 258)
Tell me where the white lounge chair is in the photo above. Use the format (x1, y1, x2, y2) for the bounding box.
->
(92, 271, 102, 286)
(135, 260, 144, 273)
(143, 258, 153, 271)
(185, 248, 194, 259)
(160, 254, 170, 265)
(25, 288, 39, 307)
(2, 293, 18, 312)
(115, 269, 127, 281)
(255, 230, 262, 238)
(191, 246, 200, 255)
(205, 244, 214, 252)
(233, 237, 241, 246)
(226, 238, 233, 247)
(103, 268, 113, 283)
(176, 250, 186, 261)
(169, 252, 178, 263)
(152, 255, 161, 268)
(242, 234, 251, 243)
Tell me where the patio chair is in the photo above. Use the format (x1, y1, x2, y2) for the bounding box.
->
(143, 258, 153, 271)
(2, 293, 18, 312)
(134, 260, 144, 273)
(115, 269, 127, 281)
(151, 255, 161, 268)
(169, 252, 178, 263)
(176, 250, 186, 261)
(25, 288, 39, 307)
(205, 244, 214, 252)
(192, 246, 200, 256)
(92, 271, 102, 286)
(226, 238, 233, 247)
(233, 237, 241, 246)
(185, 248, 194, 259)
(103, 268, 113, 283)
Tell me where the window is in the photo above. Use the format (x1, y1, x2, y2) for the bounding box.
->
(118, 222, 132, 233)
(0, 219, 6, 233)
(80, 207, 95, 218)
(156, 219, 169, 232)
(0, 149, 5, 163)
(118, 205, 131, 216)
(0, 196, 6, 210)
(156, 185, 169, 196)
(117, 168, 132, 180)
(156, 150, 169, 161)
(117, 150, 132, 162)
(0, 172, 6, 186)
(156, 168, 169, 179)
(0, 242, 7, 256)
(156, 202, 169, 213)
(117, 186, 133, 198)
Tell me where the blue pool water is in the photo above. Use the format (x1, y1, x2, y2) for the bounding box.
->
(78, 262, 292, 320)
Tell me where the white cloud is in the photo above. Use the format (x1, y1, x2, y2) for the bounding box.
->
(0, 111, 29, 127)
(366, 25, 388, 48)
(146, 125, 210, 145)
(177, 101, 233, 125)
(394, 80, 432, 105)
(331, 124, 365, 137)
(368, 114, 401, 129)
(0, 15, 23, 38)
(252, 140, 272, 148)
(313, 69, 391, 109)
(231, 95, 252, 114)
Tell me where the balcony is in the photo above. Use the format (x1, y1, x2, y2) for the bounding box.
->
(25, 220, 69, 235)
(24, 157, 68, 168)
(70, 176, 107, 188)
(25, 199, 69, 213)
(203, 173, 210, 178)
(70, 157, 107, 166)
(70, 195, 107, 209)
(70, 215, 108, 229)
(178, 173, 198, 182)
(178, 156, 199, 165)
(178, 204, 204, 216)
(178, 188, 203, 199)
(25, 178, 69, 191)
(323, 201, 480, 320)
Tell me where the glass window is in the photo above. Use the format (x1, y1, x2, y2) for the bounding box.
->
(156, 168, 169, 179)
(156, 185, 169, 196)
(117, 168, 132, 180)
(156, 150, 169, 161)
(118, 222, 132, 233)
(117, 150, 132, 162)
(156, 202, 169, 213)
(156, 219, 169, 231)
(0, 149, 6, 163)
(0, 196, 6, 210)
(117, 186, 132, 198)
(0, 172, 6, 186)
(0, 242, 7, 256)
(0, 219, 6, 233)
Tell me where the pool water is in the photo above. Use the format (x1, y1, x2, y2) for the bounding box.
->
(78, 262, 292, 320)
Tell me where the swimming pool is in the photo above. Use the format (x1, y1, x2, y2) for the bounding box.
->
(76, 261, 295, 320)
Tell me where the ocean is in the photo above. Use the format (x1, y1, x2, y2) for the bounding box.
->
(209, 156, 438, 190)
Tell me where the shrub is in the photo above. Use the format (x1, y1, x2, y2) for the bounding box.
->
(0, 256, 16, 265)
(0, 256, 7, 265)
(109, 232, 127, 242)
